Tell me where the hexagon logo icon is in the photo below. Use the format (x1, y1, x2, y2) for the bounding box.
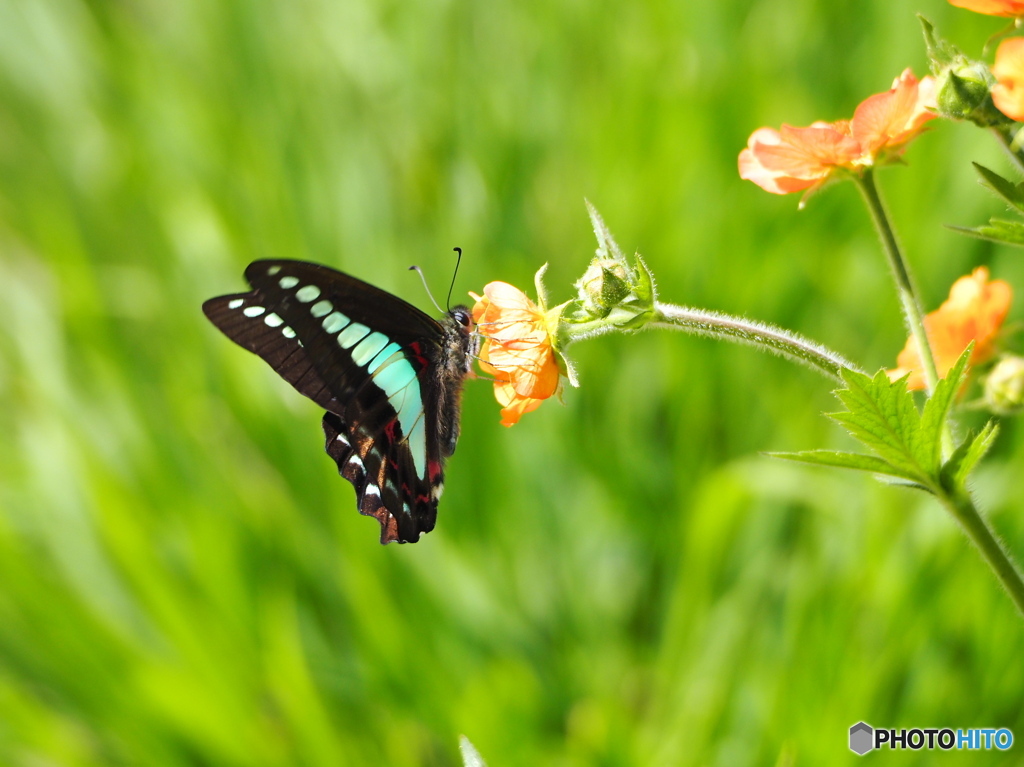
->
(849, 722, 874, 755)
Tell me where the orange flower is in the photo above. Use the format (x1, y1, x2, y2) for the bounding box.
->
(471, 281, 560, 426)
(738, 122, 861, 194)
(888, 267, 1012, 390)
(739, 69, 937, 195)
(949, 0, 1024, 16)
(992, 37, 1024, 121)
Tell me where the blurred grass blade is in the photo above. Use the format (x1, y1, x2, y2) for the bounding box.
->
(460, 736, 488, 767)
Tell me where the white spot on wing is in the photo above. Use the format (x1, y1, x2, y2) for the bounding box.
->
(243, 306, 266, 317)
(311, 300, 333, 318)
(264, 313, 284, 327)
(279, 276, 299, 289)
(228, 299, 244, 309)
(364, 483, 381, 500)
(296, 285, 321, 303)
(268, 266, 281, 275)
(322, 312, 349, 334)
(281, 326, 296, 339)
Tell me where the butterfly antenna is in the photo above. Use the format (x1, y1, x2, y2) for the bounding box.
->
(408, 265, 445, 314)
(446, 247, 463, 311)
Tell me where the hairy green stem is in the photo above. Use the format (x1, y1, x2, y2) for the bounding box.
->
(991, 124, 1024, 176)
(940, 490, 1024, 618)
(854, 170, 940, 394)
(624, 303, 860, 381)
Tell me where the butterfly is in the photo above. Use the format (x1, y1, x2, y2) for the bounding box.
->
(203, 260, 477, 544)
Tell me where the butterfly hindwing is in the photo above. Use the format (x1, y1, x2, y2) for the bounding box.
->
(322, 411, 436, 544)
(204, 259, 474, 544)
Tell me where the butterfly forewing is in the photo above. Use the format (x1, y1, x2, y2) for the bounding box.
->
(204, 259, 473, 544)
(202, 292, 343, 412)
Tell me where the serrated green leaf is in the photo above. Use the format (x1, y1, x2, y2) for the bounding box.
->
(973, 163, 1024, 212)
(769, 449, 920, 481)
(942, 420, 999, 492)
(948, 219, 1024, 247)
(919, 345, 973, 470)
(830, 369, 927, 481)
(829, 413, 927, 480)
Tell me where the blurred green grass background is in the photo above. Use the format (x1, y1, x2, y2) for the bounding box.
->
(1, 0, 1023, 765)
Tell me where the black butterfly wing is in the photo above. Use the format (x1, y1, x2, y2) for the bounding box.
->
(201, 289, 343, 412)
(203, 259, 459, 544)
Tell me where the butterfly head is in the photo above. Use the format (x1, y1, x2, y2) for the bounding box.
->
(445, 305, 479, 374)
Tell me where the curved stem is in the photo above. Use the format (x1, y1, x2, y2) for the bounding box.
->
(940, 490, 1024, 618)
(854, 170, 940, 394)
(991, 124, 1024, 176)
(591, 303, 862, 381)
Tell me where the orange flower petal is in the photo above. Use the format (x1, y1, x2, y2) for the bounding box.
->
(852, 69, 937, 156)
(888, 267, 1013, 390)
(486, 343, 559, 398)
(493, 379, 546, 426)
(992, 37, 1024, 121)
(949, 0, 1024, 16)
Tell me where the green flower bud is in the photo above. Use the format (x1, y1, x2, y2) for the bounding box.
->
(920, 15, 1010, 128)
(935, 63, 1006, 127)
(985, 355, 1024, 416)
(576, 259, 630, 317)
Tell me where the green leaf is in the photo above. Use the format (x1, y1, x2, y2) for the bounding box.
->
(973, 163, 1024, 213)
(941, 420, 1000, 493)
(919, 345, 972, 470)
(829, 369, 928, 482)
(769, 450, 921, 482)
(794, 356, 988, 494)
(873, 475, 934, 492)
(948, 219, 1024, 248)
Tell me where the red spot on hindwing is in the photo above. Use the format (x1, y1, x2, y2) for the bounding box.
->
(407, 341, 430, 372)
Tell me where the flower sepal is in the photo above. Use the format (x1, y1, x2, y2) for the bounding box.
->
(606, 253, 657, 330)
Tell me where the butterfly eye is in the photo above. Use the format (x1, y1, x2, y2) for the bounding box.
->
(453, 308, 472, 328)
